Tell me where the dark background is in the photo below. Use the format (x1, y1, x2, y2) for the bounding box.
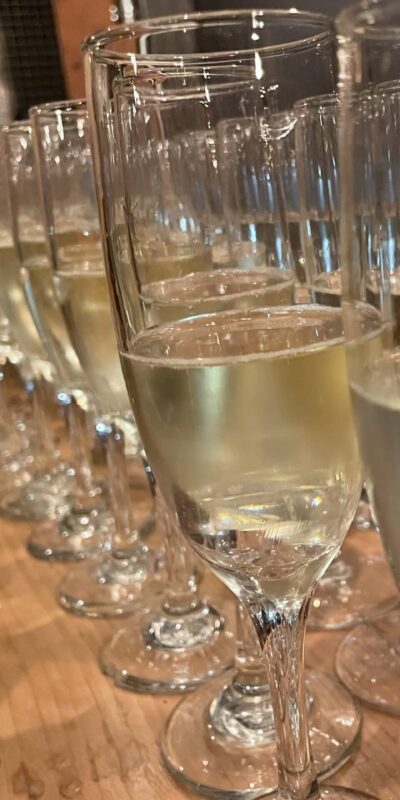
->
(136, 1, 349, 19)
(0, 0, 350, 122)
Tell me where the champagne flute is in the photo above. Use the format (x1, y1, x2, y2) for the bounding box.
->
(22, 103, 157, 615)
(29, 98, 234, 694)
(111, 64, 376, 800)
(338, 10, 400, 712)
(294, 92, 399, 630)
(0, 126, 76, 524)
(157, 95, 360, 798)
(3, 121, 110, 560)
(84, 9, 372, 795)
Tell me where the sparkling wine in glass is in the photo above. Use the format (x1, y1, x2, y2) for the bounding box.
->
(109, 64, 377, 800)
(338, 4, 400, 714)
(295, 89, 398, 630)
(3, 120, 110, 558)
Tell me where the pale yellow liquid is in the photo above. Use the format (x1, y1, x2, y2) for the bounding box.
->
(20, 238, 84, 389)
(0, 241, 49, 373)
(121, 306, 363, 605)
(53, 234, 295, 411)
(55, 266, 129, 414)
(56, 231, 104, 270)
(135, 238, 211, 283)
(142, 268, 295, 326)
(352, 350, 400, 587)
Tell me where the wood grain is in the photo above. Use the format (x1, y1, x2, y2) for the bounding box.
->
(51, 0, 112, 99)
(0, 500, 398, 797)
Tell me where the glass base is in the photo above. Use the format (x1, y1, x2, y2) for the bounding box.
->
(353, 498, 377, 531)
(162, 669, 361, 798)
(57, 548, 162, 618)
(317, 790, 377, 799)
(0, 433, 30, 469)
(27, 517, 107, 561)
(0, 463, 32, 512)
(28, 504, 155, 562)
(308, 528, 398, 630)
(58, 503, 108, 534)
(0, 481, 70, 521)
(101, 596, 235, 693)
(336, 608, 400, 715)
(0, 466, 72, 521)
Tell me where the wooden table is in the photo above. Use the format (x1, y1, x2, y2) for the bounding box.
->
(0, 512, 399, 800)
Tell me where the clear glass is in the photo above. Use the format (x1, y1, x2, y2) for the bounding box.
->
(27, 102, 155, 612)
(84, 10, 337, 337)
(337, 0, 400, 715)
(0, 361, 36, 502)
(84, 12, 376, 797)
(162, 601, 361, 798)
(2, 121, 108, 558)
(265, 111, 307, 287)
(0, 213, 60, 514)
(294, 92, 398, 630)
(0, 127, 75, 524)
(90, 49, 373, 799)
(296, 94, 340, 293)
(29, 98, 234, 692)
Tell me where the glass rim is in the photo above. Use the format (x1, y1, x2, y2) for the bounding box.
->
(294, 91, 338, 113)
(82, 8, 334, 66)
(118, 70, 260, 103)
(142, 266, 294, 306)
(1, 120, 31, 136)
(29, 99, 87, 121)
(337, 0, 400, 40)
(130, 304, 346, 368)
(377, 78, 400, 96)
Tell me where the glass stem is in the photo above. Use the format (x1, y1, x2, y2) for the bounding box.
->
(140, 448, 157, 498)
(65, 396, 100, 509)
(158, 492, 200, 615)
(31, 374, 56, 460)
(249, 595, 320, 800)
(234, 602, 270, 691)
(0, 365, 8, 418)
(209, 601, 275, 746)
(104, 419, 141, 560)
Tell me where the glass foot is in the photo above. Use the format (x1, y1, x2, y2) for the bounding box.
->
(0, 462, 32, 512)
(353, 498, 377, 531)
(28, 501, 154, 561)
(0, 480, 70, 521)
(58, 503, 108, 535)
(0, 464, 73, 521)
(336, 607, 400, 715)
(101, 596, 235, 693)
(318, 790, 377, 799)
(27, 517, 108, 561)
(162, 669, 361, 798)
(57, 548, 161, 618)
(308, 528, 398, 630)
